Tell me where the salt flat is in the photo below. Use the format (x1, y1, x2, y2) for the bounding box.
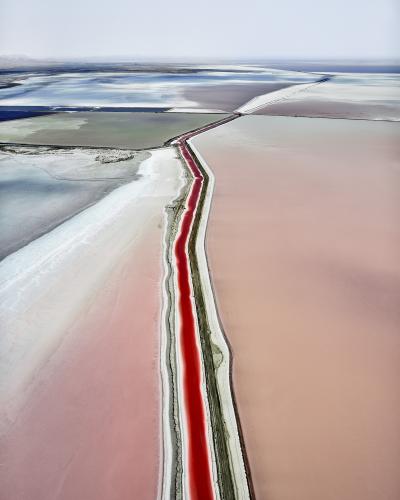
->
(1, 61, 398, 500)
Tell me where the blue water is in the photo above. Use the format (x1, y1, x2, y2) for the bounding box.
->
(0, 68, 316, 108)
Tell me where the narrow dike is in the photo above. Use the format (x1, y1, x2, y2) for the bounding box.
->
(162, 115, 252, 499)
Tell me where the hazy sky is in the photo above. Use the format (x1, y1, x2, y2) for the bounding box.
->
(0, 0, 398, 60)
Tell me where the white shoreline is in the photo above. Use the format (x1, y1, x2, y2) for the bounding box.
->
(0, 148, 181, 431)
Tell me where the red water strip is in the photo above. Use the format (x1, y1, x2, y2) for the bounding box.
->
(173, 117, 235, 500)
(175, 140, 214, 500)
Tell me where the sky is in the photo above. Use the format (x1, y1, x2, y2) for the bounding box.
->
(0, 0, 398, 60)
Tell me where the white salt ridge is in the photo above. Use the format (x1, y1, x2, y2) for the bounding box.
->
(236, 80, 323, 113)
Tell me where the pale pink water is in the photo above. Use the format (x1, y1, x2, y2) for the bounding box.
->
(0, 224, 163, 500)
(193, 116, 400, 500)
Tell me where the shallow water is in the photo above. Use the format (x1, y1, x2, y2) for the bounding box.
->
(0, 148, 147, 259)
(193, 115, 400, 500)
(0, 112, 230, 148)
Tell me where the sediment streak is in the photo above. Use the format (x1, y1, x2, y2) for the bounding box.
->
(161, 117, 252, 499)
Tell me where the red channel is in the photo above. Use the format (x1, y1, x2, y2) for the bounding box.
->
(175, 139, 214, 500)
